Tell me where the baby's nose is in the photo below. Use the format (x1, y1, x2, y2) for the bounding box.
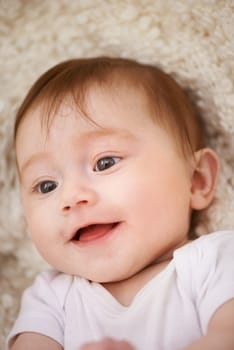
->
(60, 180, 98, 213)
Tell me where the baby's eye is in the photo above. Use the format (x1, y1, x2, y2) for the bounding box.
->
(94, 157, 121, 172)
(37, 180, 58, 194)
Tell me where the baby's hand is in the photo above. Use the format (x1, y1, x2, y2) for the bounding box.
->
(80, 337, 135, 350)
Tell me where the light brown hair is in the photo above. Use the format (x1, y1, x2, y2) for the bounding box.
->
(14, 56, 205, 157)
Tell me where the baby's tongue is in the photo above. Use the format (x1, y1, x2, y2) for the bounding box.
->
(78, 224, 114, 242)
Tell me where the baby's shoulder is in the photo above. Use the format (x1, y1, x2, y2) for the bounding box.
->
(172, 230, 234, 332)
(175, 230, 234, 261)
(173, 230, 234, 290)
(29, 269, 79, 308)
(193, 229, 234, 248)
(35, 268, 73, 288)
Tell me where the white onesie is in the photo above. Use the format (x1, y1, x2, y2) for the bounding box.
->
(6, 230, 234, 350)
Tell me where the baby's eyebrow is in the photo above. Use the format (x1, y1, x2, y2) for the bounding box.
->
(79, 128, 137, 142)
(19, 152, 50, 176)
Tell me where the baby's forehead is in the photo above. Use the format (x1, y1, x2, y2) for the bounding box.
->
(23, 81, 178, 147)
(32, 81, 150, 131)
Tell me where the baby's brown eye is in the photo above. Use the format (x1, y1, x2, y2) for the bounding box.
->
(38, 181, 57, 194)
(94, 157, 120, 172)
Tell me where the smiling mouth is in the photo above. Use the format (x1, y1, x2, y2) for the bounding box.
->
(72, 222, 120, 243)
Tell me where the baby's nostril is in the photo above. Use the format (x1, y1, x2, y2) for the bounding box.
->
(63, 205, 71, 211)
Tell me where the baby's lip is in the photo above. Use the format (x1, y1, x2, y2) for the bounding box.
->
(71, 222, 120, 242)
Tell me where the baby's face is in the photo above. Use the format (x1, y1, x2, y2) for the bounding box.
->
(16, 85, 193, 282)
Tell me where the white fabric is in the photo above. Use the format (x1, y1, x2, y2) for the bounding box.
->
(6, 230, 234, 350)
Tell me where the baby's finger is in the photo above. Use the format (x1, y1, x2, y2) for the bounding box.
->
(80, 337, 134, 350)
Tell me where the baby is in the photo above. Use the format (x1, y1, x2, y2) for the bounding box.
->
(7, 57, 234, 350)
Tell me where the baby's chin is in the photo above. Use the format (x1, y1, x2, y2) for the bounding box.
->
(60, 265, 137, 285)
(78, 270, 133, 284)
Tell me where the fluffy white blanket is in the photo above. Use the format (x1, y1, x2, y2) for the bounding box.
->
(0, 0, 233, 346)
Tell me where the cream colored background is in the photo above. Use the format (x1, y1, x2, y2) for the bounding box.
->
(0, 0, 233, 347)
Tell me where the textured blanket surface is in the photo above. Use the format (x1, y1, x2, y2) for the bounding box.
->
(0, 0, 233, 347)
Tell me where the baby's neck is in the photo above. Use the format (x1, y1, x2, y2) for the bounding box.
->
(102, 260, 170, 307)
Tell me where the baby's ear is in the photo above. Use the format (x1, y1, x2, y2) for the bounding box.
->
(190, 148, 220, 210)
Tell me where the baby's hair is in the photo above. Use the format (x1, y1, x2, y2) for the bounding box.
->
(14, 56, 205, 158)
